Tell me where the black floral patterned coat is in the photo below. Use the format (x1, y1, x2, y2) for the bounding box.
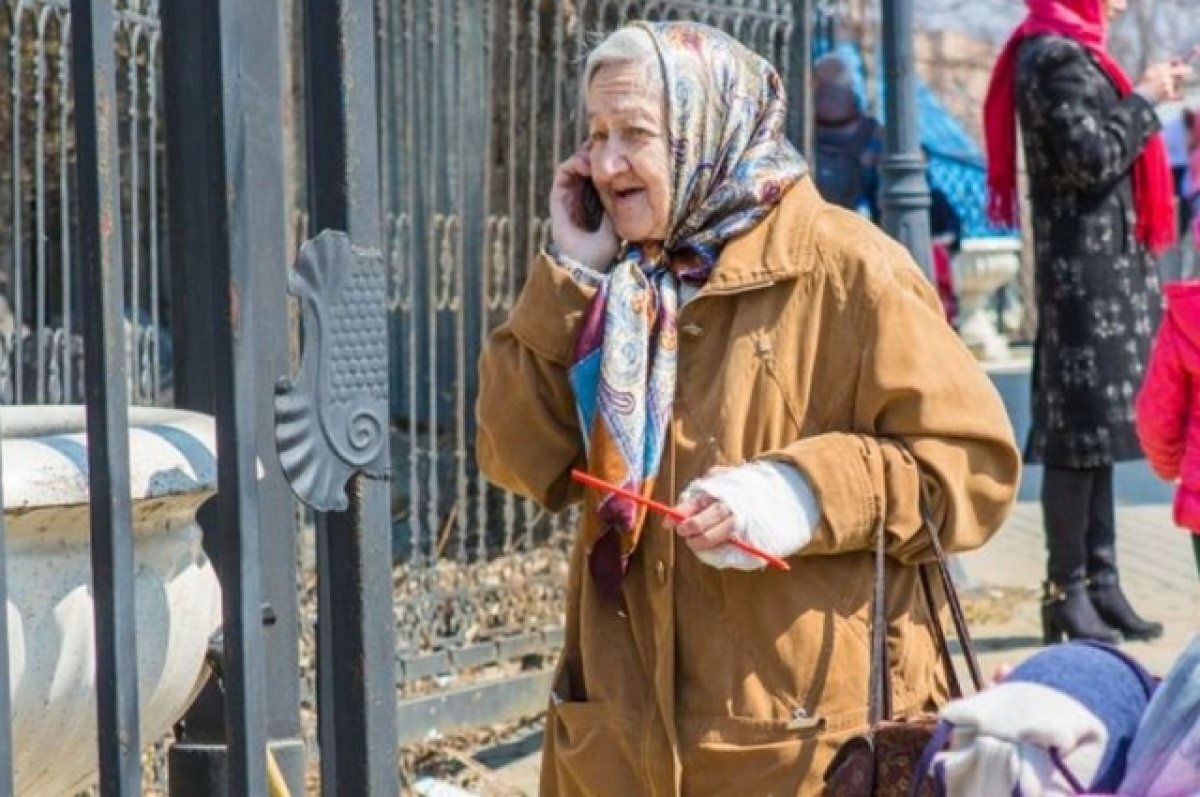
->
(1017, 34, 1164, 468)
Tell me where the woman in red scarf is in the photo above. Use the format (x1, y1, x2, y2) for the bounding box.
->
(984, 0, 1190, 645)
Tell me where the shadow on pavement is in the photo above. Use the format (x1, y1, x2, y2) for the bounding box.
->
(474, 727, 545, 771)
(964, 635, 1046, 654)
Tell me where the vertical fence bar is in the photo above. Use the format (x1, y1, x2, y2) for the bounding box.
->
(147, 30, 161, 402)
(500, 0, 518, 557)
(164, 0, 270, 791)
(12, 4, 24, 405)
(238, 0, 308, 785)
(162, 0, 216, 411)
(70, 0, 141, 794)
(787, 0, 814, 160)
(162, 0, 304, 791)
(125, 22, 140, 401)
(208, 0, 270, 791)
(303, 0, 398, 793)
(33, 8, 47, 403)
(59, 13, 74, 404)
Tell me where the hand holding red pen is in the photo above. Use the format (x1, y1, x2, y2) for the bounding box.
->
(569, 468, 791, 571)
(665, 490, 744, 554)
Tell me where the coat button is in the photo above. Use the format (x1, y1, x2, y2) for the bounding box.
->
(656, 560, 666, 584)
(681, 323, 703, 337)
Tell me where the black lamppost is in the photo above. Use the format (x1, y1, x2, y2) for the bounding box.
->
(879, 0, 934, 278)
(788, 0, 815, 160)
(793, 1, 934, 278)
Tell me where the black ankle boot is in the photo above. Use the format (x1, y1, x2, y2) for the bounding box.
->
(1087, 581, 1164, 641)
(1041, 581, 1121, 645)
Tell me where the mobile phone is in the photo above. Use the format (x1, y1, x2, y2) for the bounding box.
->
(579, 179, 605, 232)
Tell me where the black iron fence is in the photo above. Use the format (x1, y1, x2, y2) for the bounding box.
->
(1, 0, 166, 409)
(0, 0, 882, 794)
(0, 0, 396, 794)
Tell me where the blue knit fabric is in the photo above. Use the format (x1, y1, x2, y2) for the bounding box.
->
(1006, 641, 1156, 791)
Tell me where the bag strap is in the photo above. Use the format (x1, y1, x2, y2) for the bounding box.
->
(867, 494, 983, 726)
(920, 505, 984, 694)
(868, 519, 893, 726)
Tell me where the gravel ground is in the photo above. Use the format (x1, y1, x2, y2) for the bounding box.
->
(113, 539, 567, 796)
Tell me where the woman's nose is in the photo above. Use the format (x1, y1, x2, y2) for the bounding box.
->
(590, 142, 628, 184)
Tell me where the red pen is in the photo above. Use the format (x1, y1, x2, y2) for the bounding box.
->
(570, 468, 792, 572)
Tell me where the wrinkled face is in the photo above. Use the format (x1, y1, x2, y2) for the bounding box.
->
(586, 62, 671, 244)
(1104, 0, 1127, 20)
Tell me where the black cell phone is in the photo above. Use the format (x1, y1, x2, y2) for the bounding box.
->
(579, 179, 605, 232)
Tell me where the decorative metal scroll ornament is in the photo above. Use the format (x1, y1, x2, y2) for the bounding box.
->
(275, 229, 389, 511)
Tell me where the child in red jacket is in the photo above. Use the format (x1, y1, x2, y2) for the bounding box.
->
(1135, 283, 1200, 577)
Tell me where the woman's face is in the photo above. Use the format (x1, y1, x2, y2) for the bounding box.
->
(1104, 0, 1128, 21)
(586, 62, 671, 244)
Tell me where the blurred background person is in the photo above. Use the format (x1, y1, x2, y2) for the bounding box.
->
(984, 0, 1189, 644)
(812, 52, 885, 221)
(925, 146, 964, 325)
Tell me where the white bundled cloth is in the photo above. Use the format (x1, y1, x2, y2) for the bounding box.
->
(931, 682, 1109, 796)
(680, 461, 820, 570)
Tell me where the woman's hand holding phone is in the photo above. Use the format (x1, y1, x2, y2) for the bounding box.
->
(549, 142, 620, 271)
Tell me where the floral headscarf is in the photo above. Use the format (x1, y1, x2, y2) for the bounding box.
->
(568, 22, 807, 593)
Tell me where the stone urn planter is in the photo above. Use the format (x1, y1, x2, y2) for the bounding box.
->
(954, 237, 1022, 361)
(2, 406, 222, 796)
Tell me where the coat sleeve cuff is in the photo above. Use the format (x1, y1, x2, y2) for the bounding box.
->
(508, 250, 601, 366)
(1124, 90, 1162, 134)
(761, 432, 882, 555)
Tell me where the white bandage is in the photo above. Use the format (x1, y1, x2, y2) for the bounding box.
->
(680, 461, 820, 571)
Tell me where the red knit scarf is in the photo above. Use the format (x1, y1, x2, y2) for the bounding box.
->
(983, 0, 1176, 254)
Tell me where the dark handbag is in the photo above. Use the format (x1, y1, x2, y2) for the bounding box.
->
(821, 508, 984, 797)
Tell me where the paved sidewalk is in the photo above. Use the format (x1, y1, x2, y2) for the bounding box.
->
(975, 358, 1200, 676)
(958, 465, 1199, 678)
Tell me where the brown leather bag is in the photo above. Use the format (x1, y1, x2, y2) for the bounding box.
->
(821, 509, 983, 796)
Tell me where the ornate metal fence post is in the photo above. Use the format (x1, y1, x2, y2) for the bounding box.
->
(204, 0, 274, 790)
(276, 0, 398, 794)
(879, 0, 934, 277)
(163, 0, 307, 793)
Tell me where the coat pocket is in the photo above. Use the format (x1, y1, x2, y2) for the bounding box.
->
(544, 699, 645, 797)
(678, 714, 826, 797)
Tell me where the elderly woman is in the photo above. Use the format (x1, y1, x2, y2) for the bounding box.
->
(984, 0, 1190, 645)
(477, 22, 1019, 795)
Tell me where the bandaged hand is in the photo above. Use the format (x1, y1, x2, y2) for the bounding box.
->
(665, 461, 820, 571)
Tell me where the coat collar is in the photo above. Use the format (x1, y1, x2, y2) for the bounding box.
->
(696, 176, 824, 296)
